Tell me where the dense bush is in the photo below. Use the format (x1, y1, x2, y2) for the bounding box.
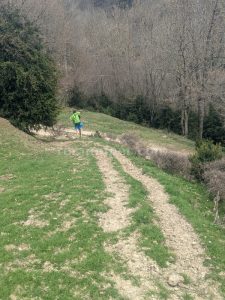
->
(68, 86, 85, 108)
(0, 7, 58, 131)
(154, 107, 182, 134)
(203, 105, 225, 145)
(68, 87, 113, 113)
(189, 140, 223, 180)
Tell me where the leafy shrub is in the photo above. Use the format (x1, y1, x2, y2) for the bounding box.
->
(195, 140, 223, 162)
(154, 107, 182, 134)
(0, 7, 58, 131)
(68, 86, 85, 108)
(189, 140, 223, 180)
(203, 105, 225, 146)
(68, 88, 113, 114)
(98, 93, 113, 110)
(126, 112, 139, 123)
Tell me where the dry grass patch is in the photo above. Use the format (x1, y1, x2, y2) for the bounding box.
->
(43, 192, 63, 201)
(121, 133, 191, 178)
(9, 285, 25, 300)
(4, 255, 41, 273)
(43, 261, 57, 273)
(20, 209, 49, 228)
(149, 150, 191, 178)
(0, 187, 5, 193)
(204, 158, 225, 224)
(204, 158, 225, 201)
(0, 174, 15, 180)
(5, 244, 30, 252)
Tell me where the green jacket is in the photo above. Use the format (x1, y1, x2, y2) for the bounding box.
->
(70, 112, 81, 124)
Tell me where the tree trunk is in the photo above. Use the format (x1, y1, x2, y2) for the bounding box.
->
(198, 97, 204, 139)
(184, 108, 189, 137)
(181, 108, 189, 137)
(64, 52, 68, 77)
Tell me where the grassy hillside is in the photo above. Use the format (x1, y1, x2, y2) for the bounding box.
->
(58, 109, 194, 153)
(1, 116, 225, 299)
(0, 119, 122, 299)
(0, 118, 172, 298)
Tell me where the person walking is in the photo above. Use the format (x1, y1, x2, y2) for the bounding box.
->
(70, 110, 83, 138)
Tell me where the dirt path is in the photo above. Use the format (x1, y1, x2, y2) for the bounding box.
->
(103, 146, 222, 299)
(94, 149, 134, 232)
(94, 149, 163, 299)
(34, 127, 190, 155)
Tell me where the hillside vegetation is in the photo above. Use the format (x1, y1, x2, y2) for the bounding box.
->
(1, 116, 225, 299)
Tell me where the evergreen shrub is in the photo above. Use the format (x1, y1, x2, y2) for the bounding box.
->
(189, 140, 223, 180)
(0, 7, 58, 131)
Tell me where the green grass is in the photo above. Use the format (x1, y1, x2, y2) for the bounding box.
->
(146, 282, 170, 300)
(181, 273, 191, 285)
(0, 126, 126, 299)
(157, 282, 170, 300)
(58, 108, 194, 153)
(182, 293, 194, 300)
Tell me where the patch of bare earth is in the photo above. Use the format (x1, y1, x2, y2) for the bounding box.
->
(5, 244, 30, 252)
(20, 209, 49, 228)
(4, 254, 41, 273)
(9, 285, 25, 300)
(0, 174, 15, 180)
(33, 127, 95, 141)
(105, 232, 162, 300)
(106, 146, 222, 299)
(45, 216, 77, 238)
(43, 192, 63, 201)
(0, 186, 5, 192)
(43, 261, 57, 273)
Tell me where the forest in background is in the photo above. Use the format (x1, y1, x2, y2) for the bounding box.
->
(1, 0, 225, 142)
